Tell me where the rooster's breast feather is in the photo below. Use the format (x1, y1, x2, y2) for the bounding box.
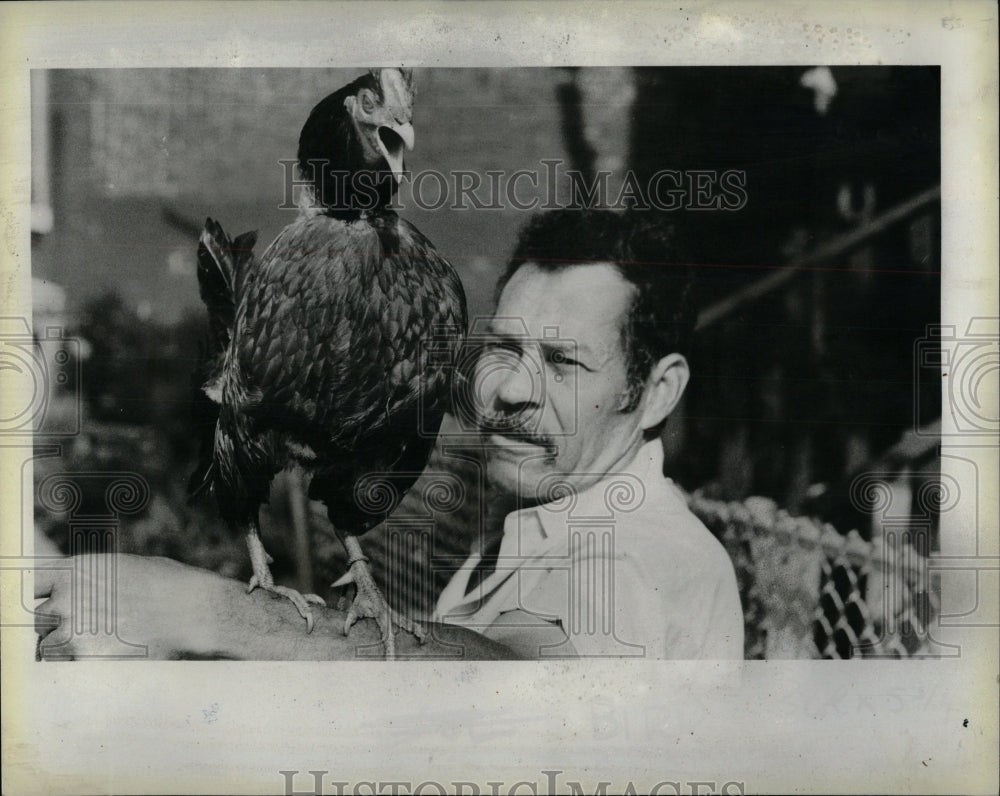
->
(232, 212, 466, 451)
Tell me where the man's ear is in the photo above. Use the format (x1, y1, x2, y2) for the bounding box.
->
(639, 353, 689, 431)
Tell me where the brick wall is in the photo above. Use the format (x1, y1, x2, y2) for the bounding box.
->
(32, 68, 609, 324)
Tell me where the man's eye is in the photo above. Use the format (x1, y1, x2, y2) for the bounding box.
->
(484, 340, 522, 356)
(547, 350, 578, 367)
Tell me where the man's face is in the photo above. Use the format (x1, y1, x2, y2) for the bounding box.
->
(475, 262, 647, 502)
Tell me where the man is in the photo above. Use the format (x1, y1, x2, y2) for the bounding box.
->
(434, 210, 743, 659)
(34, 209, 742, 660)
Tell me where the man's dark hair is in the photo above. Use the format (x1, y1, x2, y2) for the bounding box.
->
(498, 209, 696, 413)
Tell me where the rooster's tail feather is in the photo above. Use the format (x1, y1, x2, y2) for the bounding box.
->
(196, 218, 257, 352)
(189, 218, 257, 502)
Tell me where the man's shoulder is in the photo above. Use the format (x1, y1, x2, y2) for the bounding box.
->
(625, 472, 722, 542)
(614, 475, 736, 579)
(532, 465, 734, 581)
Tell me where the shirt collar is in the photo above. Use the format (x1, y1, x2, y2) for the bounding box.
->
(498, 439, 666, 559)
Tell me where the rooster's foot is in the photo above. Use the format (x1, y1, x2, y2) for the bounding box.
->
(338, 558, 425, 659)
(247, 576, 326, 633)
(245, 532, 325, 632)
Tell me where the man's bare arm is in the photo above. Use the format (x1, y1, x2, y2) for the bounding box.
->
(33, 554, 519, 661)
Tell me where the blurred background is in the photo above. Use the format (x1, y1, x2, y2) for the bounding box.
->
(29, 67, 942, 657)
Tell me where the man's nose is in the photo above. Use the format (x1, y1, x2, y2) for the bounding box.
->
(477, 350, 541, 410)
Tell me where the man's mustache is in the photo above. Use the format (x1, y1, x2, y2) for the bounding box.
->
(477, 412, 557, 453)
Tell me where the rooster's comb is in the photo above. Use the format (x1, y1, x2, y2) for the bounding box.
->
(368, 67, 414, 89)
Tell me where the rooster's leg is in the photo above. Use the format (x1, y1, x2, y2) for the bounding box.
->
(246, 530, 326, 632)
(338, 534, 426, 660)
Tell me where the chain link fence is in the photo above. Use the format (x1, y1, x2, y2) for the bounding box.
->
(688, 491, 939, 659)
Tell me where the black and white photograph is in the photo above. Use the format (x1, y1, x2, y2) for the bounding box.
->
(2, 2, 997, 794)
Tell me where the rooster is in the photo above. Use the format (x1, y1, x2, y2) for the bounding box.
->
(190, 68, 467, 658)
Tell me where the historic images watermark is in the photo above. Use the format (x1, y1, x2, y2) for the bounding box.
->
(279, 770, 746, 795)
(0, 316, 81, 437)
(279, 160, 748, 213)
(915, 319, 999, 438)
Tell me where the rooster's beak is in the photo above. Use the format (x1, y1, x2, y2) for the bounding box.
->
(377, 122, 415, 184)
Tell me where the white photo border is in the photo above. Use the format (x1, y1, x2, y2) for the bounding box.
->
(1, 2, 997, 794)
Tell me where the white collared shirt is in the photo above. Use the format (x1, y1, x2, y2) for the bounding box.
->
(434, 440, 744, 659)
